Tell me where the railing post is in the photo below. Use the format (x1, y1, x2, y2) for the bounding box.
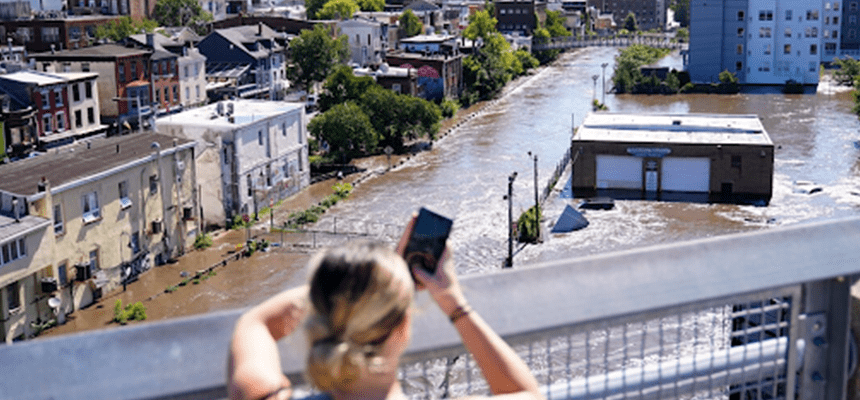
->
(797, 278, 854, 400)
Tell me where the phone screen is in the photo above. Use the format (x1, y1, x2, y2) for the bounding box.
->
(404, 207, 453, 275)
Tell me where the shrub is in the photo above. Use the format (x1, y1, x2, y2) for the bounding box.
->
(193, 233, 213, 250)
(516, 205, 542, 244)
(333, 182, 353, 199)
(113, 300, 147, 324)
(440, 99, 460, 118)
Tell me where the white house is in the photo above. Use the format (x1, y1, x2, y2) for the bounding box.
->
(155, 100, 309, 228)
(337, 17, 388, 67)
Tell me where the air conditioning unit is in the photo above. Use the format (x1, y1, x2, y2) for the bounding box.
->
(75, 264, 92, 281)
(41, 277, 58, 293)
(151, 219, 162, 234)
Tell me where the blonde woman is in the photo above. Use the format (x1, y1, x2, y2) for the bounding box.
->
(228, 218, 543, 400)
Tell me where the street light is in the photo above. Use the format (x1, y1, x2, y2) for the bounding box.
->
(527, 151, 539, 242)
(592, 75, 599, 104)
(503, 171, 517, 268)
(601, 62, 609, 105)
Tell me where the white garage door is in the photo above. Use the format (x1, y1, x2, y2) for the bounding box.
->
(596, 155, 642, 190)
(661, 157, 710, 192)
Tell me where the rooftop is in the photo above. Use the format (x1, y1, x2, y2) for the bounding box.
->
(0, 214, 50, 243)
(0, 70, 98, 86)
(29, 44, 151, 60)
(156, 100, 303, 129)
(575, 113, 774, 146)
(0, 134, 193, 198)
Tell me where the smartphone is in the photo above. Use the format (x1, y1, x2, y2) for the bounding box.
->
(403, 207, 453, 276)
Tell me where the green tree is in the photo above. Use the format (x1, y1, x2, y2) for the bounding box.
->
(675, 27, 689, 42)
(514, 49, 539, 71)
(532, 27, 559, 65)
(545, 10, 571, 38)
(358, 86, 441, 151)
(287, 25, 349, 91)
(317, 0, 359, 20)
(356, 0, 383, 11)
(834, 56, 860, 86)
(305, 0, 327, 19)
(400, 9, 423, 38)
(624, 12, 638, 32)
(612, 45, 670, 93)
(670, 0, 690, 28)
(319, 65, 375, 112)
(718, 69, 739, 93)
(95, 16, 157, 42)
(153, 0, 212, 29)
(309, 102, 378, 160)
(463, 10, 497, 41)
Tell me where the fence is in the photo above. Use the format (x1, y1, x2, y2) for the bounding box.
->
(2, 217, 859, 400)
(540, 147, 571, 205)
(533, 36, 688, 52)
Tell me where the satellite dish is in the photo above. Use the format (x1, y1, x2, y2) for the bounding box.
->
(48, 297, 61, 309)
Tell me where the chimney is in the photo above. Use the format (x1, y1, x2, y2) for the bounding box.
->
(258, 21, 263, 36)
(146, 32, 154, 48)
(37, 176, 47, 192)
(50, 44, 55, 54)
(116, 144, 120, 153)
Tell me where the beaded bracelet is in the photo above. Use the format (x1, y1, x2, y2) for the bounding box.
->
(449, 305, 472, 323)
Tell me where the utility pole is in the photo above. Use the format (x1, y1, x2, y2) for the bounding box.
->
(601, 62, 609, 105)
(528, 151, 539, 242)
(592, 75, 599, 104)
(504, 171, 517, 268)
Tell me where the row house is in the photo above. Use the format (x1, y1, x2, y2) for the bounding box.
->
(338, 17, 389, 68)
(0, 15, 120, 53)
(197, 23, 288, 101)
(387, 34, 464, 100)
(30, 43, 154, 131)
(126, 33, 208, 110)
(156, 100, 309, 228)
(0, 93, 36, 160)
(0, 71, 106, 150)
(586, 0, 666, 32)
(149, 49, 181, 117)
(0, 133, 198, 342)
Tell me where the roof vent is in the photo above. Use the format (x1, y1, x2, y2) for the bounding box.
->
(672, 120, 681, 126)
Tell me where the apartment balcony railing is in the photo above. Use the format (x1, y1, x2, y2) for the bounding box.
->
(2, 217, 860, 400)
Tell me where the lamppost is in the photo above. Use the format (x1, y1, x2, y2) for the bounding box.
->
(503, 171, 517, 268)
(527, 151, 539, 242)
(592, 75, 599, 103)
(601, 62, 609, 105)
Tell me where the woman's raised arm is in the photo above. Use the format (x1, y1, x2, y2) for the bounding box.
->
(227, 285, 310, 400)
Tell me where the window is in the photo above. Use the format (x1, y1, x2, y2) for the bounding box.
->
(57, 261, 68, 287)
(299, 152, 304, 171)
(173, 86, 178, 103)
(247, 174, 252, 196)
(737, 44, 743, 54)
(194, 63, 199, 76)
(55, 112, 65, 131)
(41, 91, 49, 109)
(185, 87, 190, 102)
(85, 81, 92, 99)
(184, 65, 189, 78)
(196, 85, 200, 99)
(54, 89, 63, 106)
(88, 250, 99, 275)
(786, 27, 792, 37)
(118, 63, 125, 82)
(731, 155, 741, 168)
(853, 2, 859, 11)
(759, 10, 773, 21)
(5, 281, 20, 312)
(834, 17, 839, 24)
(149, 175, 158, 194)
(826, 2, 831, 10)
(75, 110, 82, 128)
(806, 27, 818, 37)
(43, 114, 52, 133)
(87, 107, 95, 124)
(72, 84, 80, 102)
(852, 16, 858, 25)
(759, 27, 772, 37)
(155, 88, 160, 104)
(738, 10, 744, 21)
(53, 204, 63, 234)
(809, 62, 817, 72)
(130, 61, 137, 79)
(825, 29, 831, 38)
(41, 27, 59, 42)
(164, 87, 169, 103)
(258, 130, 263, 145)
(282, 122, 287, 136)
(811, 44, 818, 55)
(835, 1, 840, 11)
(130, 232, 140, 254)
(738, 27, 744, 37)
(784, 44, 792, 54)
(764, 44, 772, 55)
(81, 191, 100, 223)
(119, 181, 131, 209)
(833, 30, 838, 38)
(736, 61, 743, 71)
(786, 10, 792, 20)
(82, 62, 90, 72)
(807, 10, 819, 21)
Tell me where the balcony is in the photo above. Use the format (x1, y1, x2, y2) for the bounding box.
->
(2, 217, 859, 399)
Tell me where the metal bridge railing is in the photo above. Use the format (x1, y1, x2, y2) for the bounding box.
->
(3, 217, 860, 400)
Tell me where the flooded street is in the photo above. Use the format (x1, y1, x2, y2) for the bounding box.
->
(41, 46, 860, 338)
(319, 46, 860, 272)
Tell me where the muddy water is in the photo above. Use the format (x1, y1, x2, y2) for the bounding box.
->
(318, 47, 860, 272)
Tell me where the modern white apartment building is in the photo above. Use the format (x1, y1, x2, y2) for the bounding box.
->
(690, 0, 841, 84)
